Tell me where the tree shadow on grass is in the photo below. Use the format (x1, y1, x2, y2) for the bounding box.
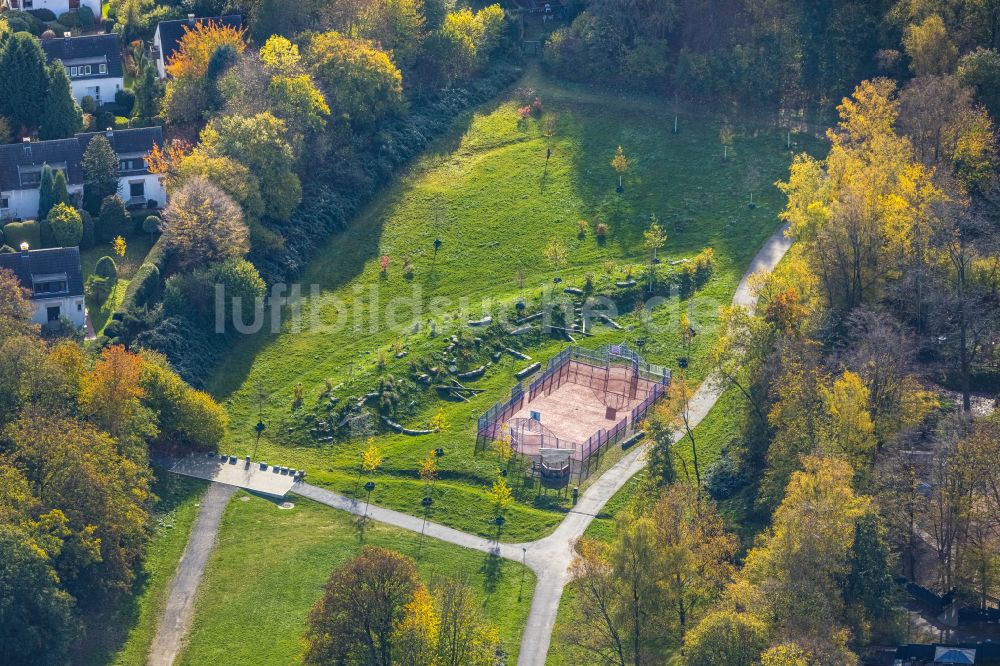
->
(480, 551, 504, 594)
(208, 94, 514, 403)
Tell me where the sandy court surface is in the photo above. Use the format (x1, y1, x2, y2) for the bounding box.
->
(510, 361, 657, 447)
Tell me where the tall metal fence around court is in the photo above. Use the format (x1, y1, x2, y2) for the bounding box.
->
(476, 345, 671, 481)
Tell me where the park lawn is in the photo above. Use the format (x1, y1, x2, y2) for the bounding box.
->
(73, 472, 206, 666)
(176, 491, 535, 666)
(208, 67, 820, 541)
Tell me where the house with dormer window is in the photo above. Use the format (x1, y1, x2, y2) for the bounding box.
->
(41, 34, 124, 106)
(0, 127, 166, 222)
(0, 0, 101, 19)
(151, 14, 242, 78)
(0, 245, 86, 329)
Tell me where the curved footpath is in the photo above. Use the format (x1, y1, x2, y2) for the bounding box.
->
(513, 223, 792, 665)
(154, 225, 792, 666)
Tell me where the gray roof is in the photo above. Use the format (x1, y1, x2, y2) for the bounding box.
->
(0, 127, 163, 191)
(41, 34, 124, 80)
(0, 247, 84, 298)
(155, 15, 242, 68)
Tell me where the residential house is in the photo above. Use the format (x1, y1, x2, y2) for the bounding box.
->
(151, 14, 242, 78)
(0, 244, 86, 329)
(0, 0, 101, 18)
(0, 127, 166, 222)
(41, 33, 124, 106)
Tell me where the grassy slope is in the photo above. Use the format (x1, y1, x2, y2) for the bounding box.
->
(208, 67, 817, 541)
(73, 472, 206, 666)
(176, 491, 535, 666)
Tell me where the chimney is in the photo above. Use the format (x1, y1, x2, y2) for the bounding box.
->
(187, 13, 195, 24)
(105, 128, 114, 138)
(19, 242, 29, 256)
(21, 137, 30, 143)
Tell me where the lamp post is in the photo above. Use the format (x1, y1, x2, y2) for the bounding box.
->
(252, 419, 265, 460)
(363, 481, 376, 520)
(519, 546, 527, 601)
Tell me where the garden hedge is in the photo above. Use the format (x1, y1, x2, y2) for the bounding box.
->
(2, 220, 41, 250)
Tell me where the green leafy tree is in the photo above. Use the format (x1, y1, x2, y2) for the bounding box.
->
(959, 48, 1000, 120)
(199, 113, 301, 221)
(304, 546, 419, 665)
(37, 164, 56, 223)
(845, 512, 897, 637)
(4, 411, 153, 600)
(39, 62, 82, 140)
(683, 610, 768, 666)
(97, 195, 128, 242)
(82, 136, 120, 211)
(268, 74, 330, 134)
(304, 32, 405, 129)
(903, 15, 959, 76)
(47, 203, 83, 247)
(52, 169, 69, 209)
(132, 62, 161, 119)
(160, 177, 249, 270)
(0, 525, 79, 666)
(0, 33, 48, 132)
(140, 351, 228, 450)
(174, 151, 264, 223)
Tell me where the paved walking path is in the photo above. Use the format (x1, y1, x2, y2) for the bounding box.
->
(155, 225, 792, 666)
(512, 225, 792, 664)
(148, 482, 236, 666)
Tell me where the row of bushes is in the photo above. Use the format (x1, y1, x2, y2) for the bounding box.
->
(7, 7, 96, 36)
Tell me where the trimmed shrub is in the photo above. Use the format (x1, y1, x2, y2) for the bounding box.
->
(48, 22, 70, 37)
(80, 210, 95, 248)
(6, 13, 37, 34)
(94, 255, 118, 280)
(26, 8, 57, 22)
(0, 245, 14, 254)
(85, 274, 112, 302)
(39, 216, 56, 248)
(80, 96, 97, 114)
(95, 111, 115, 130)
(122, 262, 160, 309)
(57, 12, 80, 28)
(77, 6, 95, 28)
(98, 195, 127, 241)
(114, 89, 135, 110)
(2, 220, 41, 250)
(47, 203, 83, 247)
(142, 215, 161, 235)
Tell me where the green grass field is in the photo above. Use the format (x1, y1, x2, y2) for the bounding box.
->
(207, 67, 819, 541)
(73, 472, 206, 666)
(176, 491, 535, 666)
